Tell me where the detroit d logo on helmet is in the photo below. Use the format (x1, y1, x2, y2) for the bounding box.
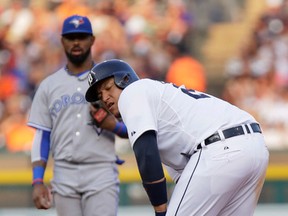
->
(88, 73, 95, 86)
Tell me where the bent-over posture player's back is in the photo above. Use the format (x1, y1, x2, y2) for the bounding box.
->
(85, 59, 269, 216)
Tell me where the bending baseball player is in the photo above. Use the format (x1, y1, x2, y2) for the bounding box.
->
(28, 16, 126, 216)
(85, 59, 269, 216)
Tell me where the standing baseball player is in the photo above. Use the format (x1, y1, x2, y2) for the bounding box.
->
(27, 16, 127, 216)
(85, 59, 269, 216)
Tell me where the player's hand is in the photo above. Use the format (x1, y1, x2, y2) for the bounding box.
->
(89, 101, 117, 130)
(32, 184, 53, 209)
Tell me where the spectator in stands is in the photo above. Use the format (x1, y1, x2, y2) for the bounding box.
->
(165, 40, 207, 92)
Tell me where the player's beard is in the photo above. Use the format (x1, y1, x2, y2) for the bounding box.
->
(65, 48, 91, 66)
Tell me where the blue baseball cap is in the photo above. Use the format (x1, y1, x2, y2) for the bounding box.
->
(62, 15, 93, 36)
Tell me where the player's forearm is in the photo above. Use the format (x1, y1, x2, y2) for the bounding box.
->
(133, 130, 168, 211)
(32, 160, 47, 168)
(111, 121, 128, 138)
(31, 129, 51, 163)
(32, 160, 47, 186)
(31, 129, 50, 186)
(99, 118, 128, 138)
(91, 104, 128, 138)
(147, 178, 168, 213)
(143, 178, 168, 215)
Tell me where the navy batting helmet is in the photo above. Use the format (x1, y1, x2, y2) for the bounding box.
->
(85, 59, 139, 102)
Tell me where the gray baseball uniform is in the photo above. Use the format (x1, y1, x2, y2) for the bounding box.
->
(28, 67, 119, 216)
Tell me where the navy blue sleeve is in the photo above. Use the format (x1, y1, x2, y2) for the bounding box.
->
(133, 130, 164, 182)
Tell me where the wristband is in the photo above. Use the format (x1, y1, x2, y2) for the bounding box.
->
(155, 211, 166, 216)
(112, 122, 128, 138)
(32, 179, 44, 186)
(143, 178, 167, 206)
(32, 166, 45, 186)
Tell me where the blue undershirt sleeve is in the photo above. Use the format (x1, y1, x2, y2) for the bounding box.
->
(133, 130, 168, 207)
(40, 130, 50, 162)
(31, 129, 51, 163)
(133, 130, 164, 182)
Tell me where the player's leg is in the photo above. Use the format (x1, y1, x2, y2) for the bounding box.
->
(167, 148, 226, 216)
(218, 171, 266, 216)
(218, 133, 269, 216)
(166, 133, 268, 216)
(79, 162, 120, 216)
(82, 184, 119, 216)
(54, 193, 83, 216)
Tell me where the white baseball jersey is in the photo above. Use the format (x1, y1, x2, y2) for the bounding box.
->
(119, 79, 256, 180)
(28, 67, 116, 163)
(119, 79, 269, 215)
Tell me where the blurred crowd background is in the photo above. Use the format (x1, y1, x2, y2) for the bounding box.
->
(0, 0, 287, 155)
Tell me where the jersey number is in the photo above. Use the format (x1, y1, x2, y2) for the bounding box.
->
(181, 88, 209, 99)
(173, 84, 210, 99)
